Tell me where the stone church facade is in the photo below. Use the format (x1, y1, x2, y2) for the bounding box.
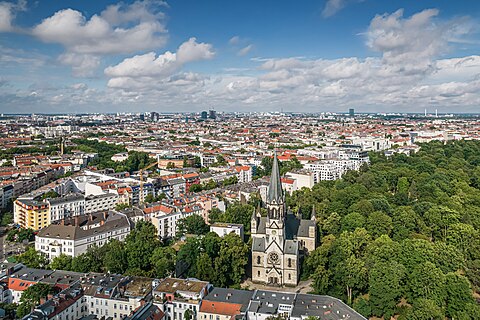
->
(251, 153, 317, 286)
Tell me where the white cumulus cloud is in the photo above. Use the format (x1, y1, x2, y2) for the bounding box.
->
(105, 37, 214, 88)
(31, 1, 167, 76)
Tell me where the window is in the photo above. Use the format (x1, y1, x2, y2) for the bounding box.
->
(288, 274, 291, 280)
(256, 256, 261, 264)
(288, 258, 292, 268)
(257, 271, 260, 277)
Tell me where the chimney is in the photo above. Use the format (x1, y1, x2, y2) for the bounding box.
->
(74, 216, 79, 226)
(89, 214, 93, 222)
(60, 219, 64, 226)
(103, 211, 108, 221)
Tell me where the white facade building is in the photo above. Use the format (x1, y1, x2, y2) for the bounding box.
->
(85, 193, 119, 213)
(235, 166, 253, 183)
(48, 194, 85, 222)
(35, 211, 132, 259)
(210, 223, 244, 239)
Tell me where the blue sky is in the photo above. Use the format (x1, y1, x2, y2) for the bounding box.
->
(1, 0, 480, 113)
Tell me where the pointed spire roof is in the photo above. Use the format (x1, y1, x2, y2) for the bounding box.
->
(267, 151, 283, 203)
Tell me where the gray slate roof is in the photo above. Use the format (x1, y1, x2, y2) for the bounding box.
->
(203, 288, 254, 312)
(36, 211, 131, 241)
(267, 152, 283, 204)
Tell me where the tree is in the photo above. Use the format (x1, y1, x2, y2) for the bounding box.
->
(151, 246, 176, 278)
(6, 228, 17, 242)
(312, 265, 331, 294)
(184, 309, 194, 320)
(125, 221, 160, 273)
(0, 212, 13, 226)
(103, 239, 128, 274)
(408, 261, 446, 306)
(216, 155, 227, 166)
(195, 253, 216, 282)
(115, 203, 131, 211)
(444, 272, 474, 319)
(176, 237, 202, 277)
(49, 254, 73, 270)
(144, 194, 155, 203)
(166, 162, 175, 169)
(222, 175, 238, 186)
(71, 245, 105, 273)
(189, 184, 203, 193)
(322, 212, 341, 236)
(353, 296, 372, 318)
(214, 233, 249, 287)
(17, 283, 53, 318)
(1, 160, 13, 167)
(369, 261, 405, 318)
(176, 215, 209, 237)
(16, 248, 48, 269)
(366, 211, 392, 238)
(402, 298, 444, 320)
(17, 228, 35, 243)
(336, 255, 368, 305)
(341, 212, 365, 232)
(41, 190, 59, 200)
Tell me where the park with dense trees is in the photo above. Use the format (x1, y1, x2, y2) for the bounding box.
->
(292, 140, 480, 319)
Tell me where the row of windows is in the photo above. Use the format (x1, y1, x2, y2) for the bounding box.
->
(256, 256, 293, 267)
(256, 271, 293, 280)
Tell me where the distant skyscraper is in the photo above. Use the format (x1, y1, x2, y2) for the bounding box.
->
(209, 109, 217, 120)
(349, 108, 355, 117)
(151, 112, 160, 122)
(139, 114, 145, 121)
(201, 111, 208, 119)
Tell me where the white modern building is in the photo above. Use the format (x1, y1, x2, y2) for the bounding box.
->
(150, 204, 202, 239)
(48, 193, 85, 222)
(235, 166, 253, 183)
(85, 193, 119, 213)
(210, 223, 244, 239)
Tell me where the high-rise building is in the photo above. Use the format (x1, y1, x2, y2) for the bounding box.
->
(209, 109, 217, 119)
(151, 112, 160, 122)
(349, 108, 355, 117)
(201, 111, 208, 119)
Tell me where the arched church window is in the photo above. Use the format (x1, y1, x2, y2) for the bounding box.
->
(288, 274, 291, 280)
(258, 271, 260, 277)
(288, 258, 292, 267)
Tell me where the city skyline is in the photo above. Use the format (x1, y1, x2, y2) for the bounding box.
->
(1, 0, 480, 113)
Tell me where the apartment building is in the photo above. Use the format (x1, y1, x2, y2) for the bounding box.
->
(48, 193, 85, 222)
(14, 198, 50, 230)
(0, 183, 13, 209)
(85, 193, 119, 213)
(35, 211, 132, 259)
(199, 288, 253, 320)
(149, 204, 202, 239)
(152, 278, 210, 320)
(235, 166, 253, 183)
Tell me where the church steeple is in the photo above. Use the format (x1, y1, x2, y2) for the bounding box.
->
(267, 151, 283, 204)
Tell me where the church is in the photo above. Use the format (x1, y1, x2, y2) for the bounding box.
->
(251, 152, 317, 286)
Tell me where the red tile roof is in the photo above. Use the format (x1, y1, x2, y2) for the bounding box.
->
(200, 301, 242, 316)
